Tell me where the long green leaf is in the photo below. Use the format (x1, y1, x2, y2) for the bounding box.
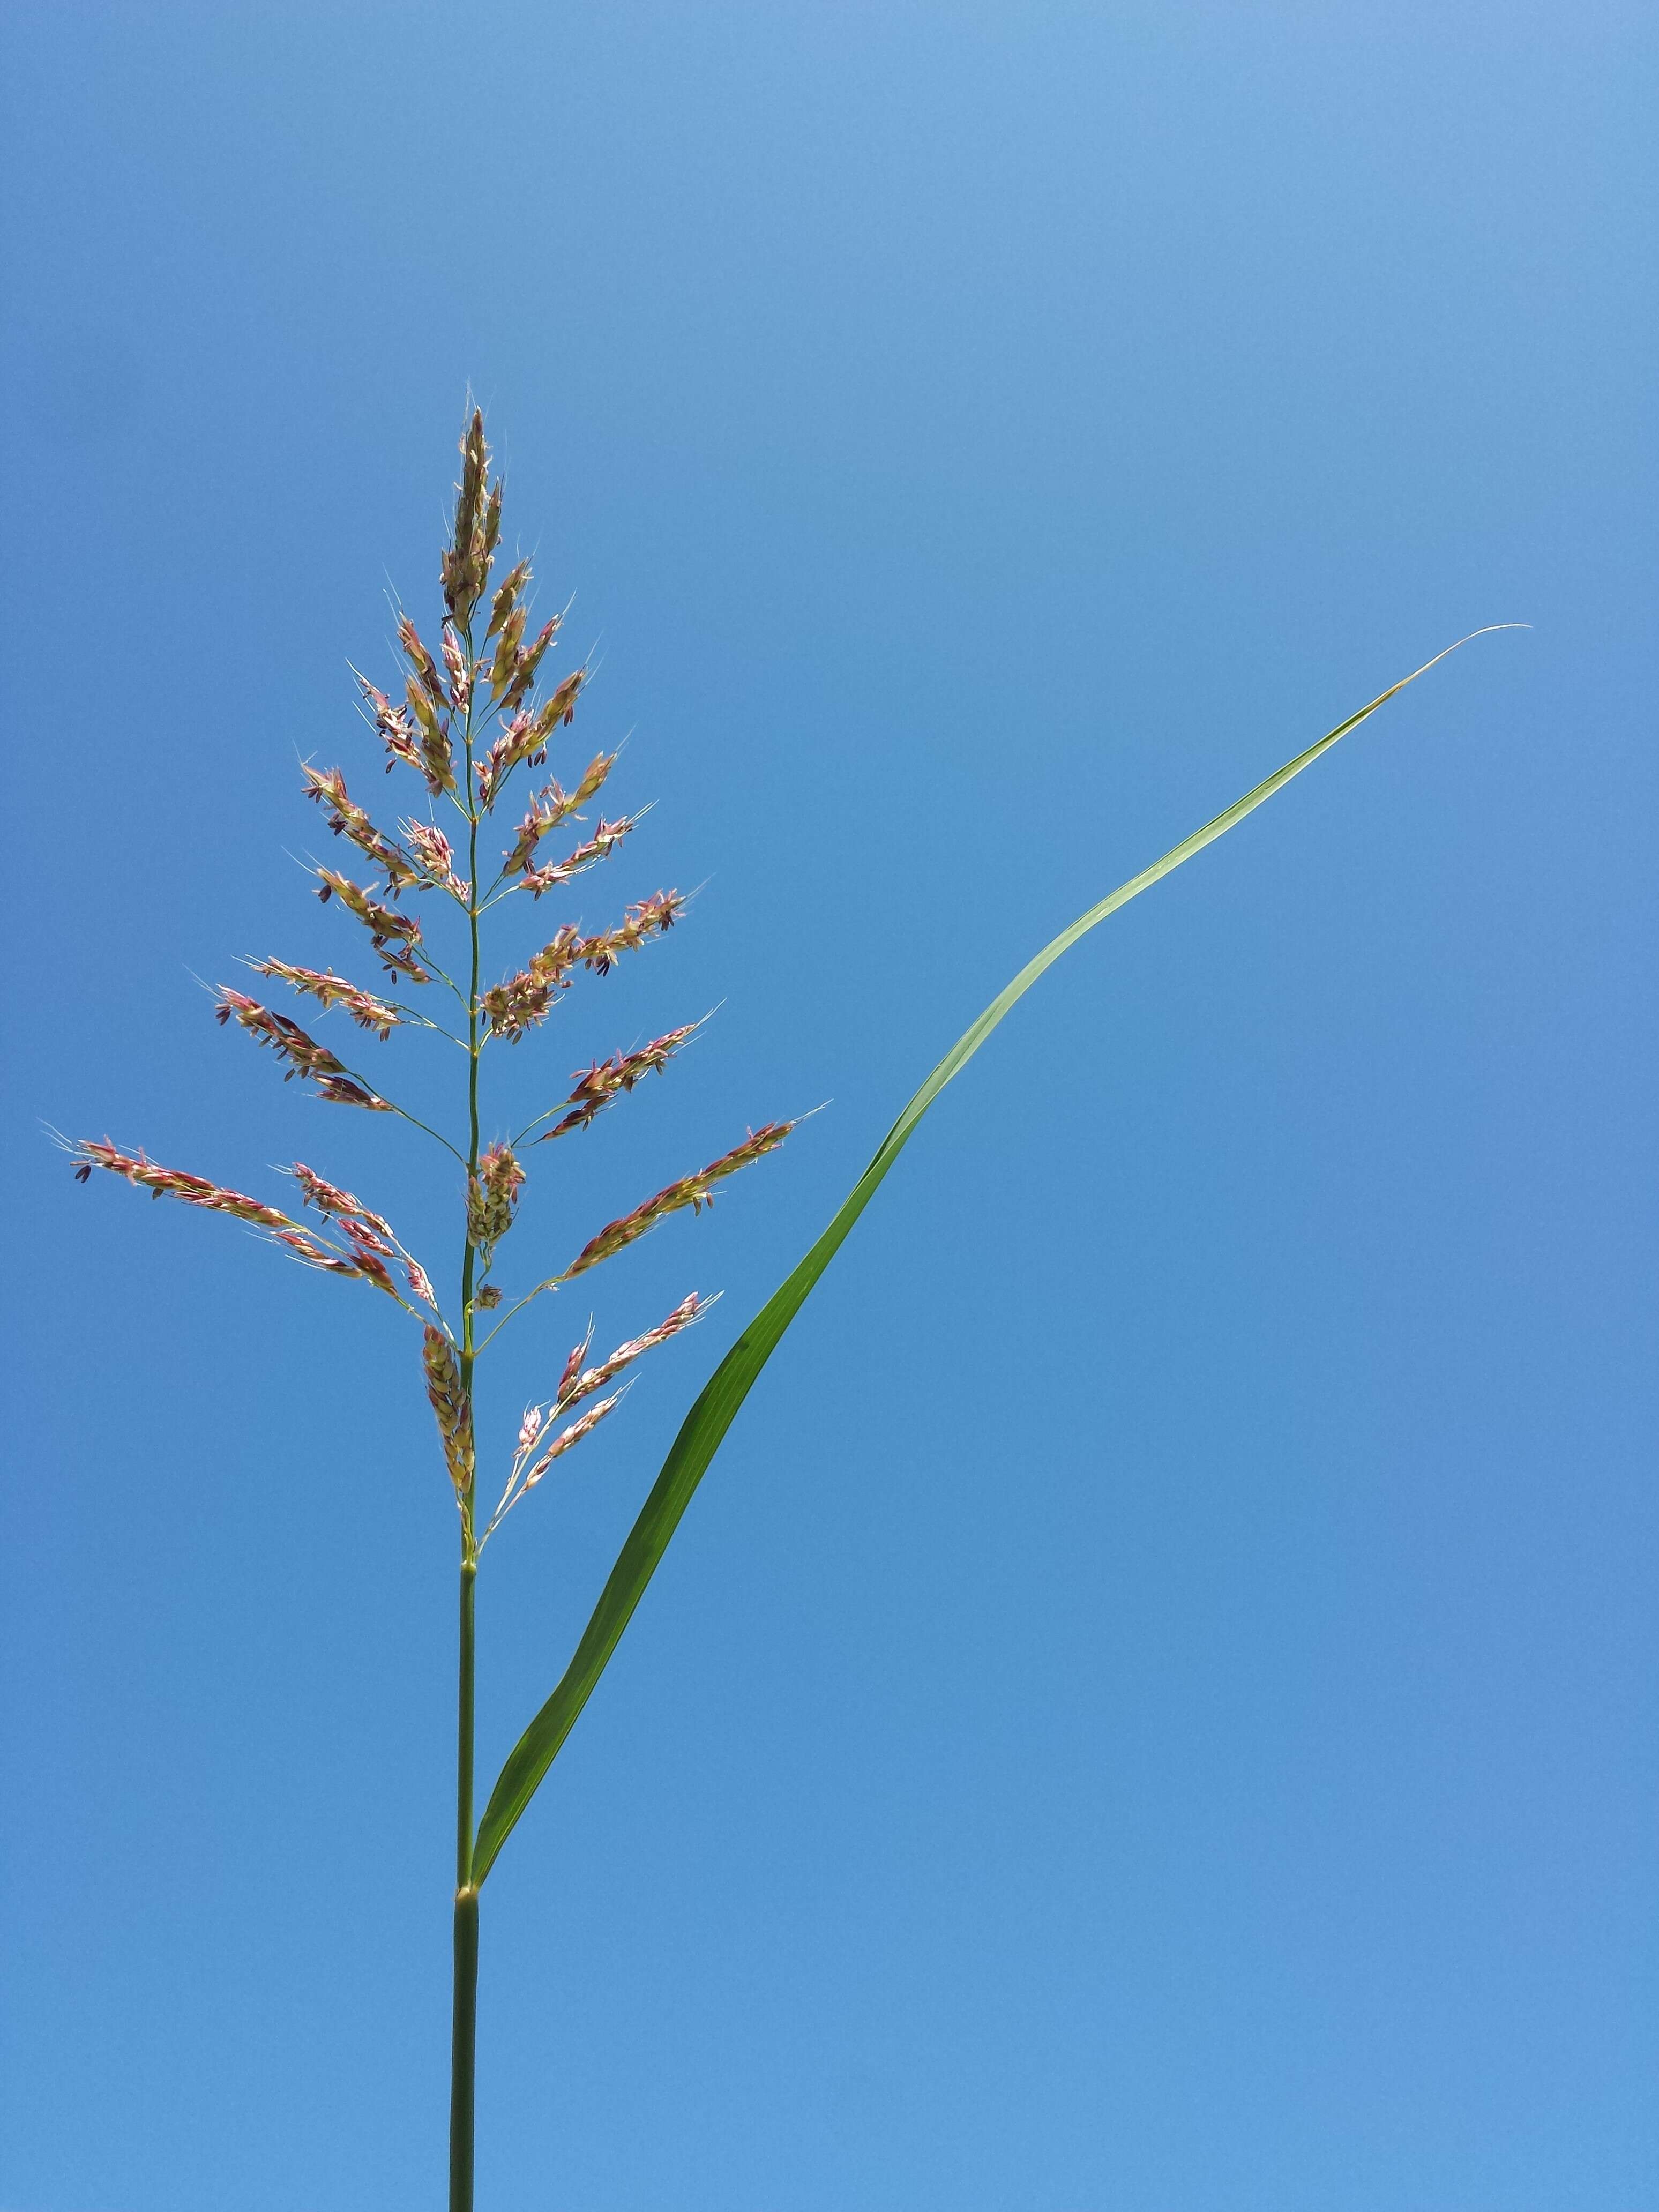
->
(472, 630, 1513, 1882)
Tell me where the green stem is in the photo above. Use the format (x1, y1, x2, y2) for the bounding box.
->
(450, 1875, 479, 2212)
(451, 626, 483, 2212)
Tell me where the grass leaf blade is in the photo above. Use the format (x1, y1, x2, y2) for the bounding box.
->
(471, 630, 1514, 1882)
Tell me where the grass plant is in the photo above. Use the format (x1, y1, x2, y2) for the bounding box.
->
(65, 412, 1514, 2207)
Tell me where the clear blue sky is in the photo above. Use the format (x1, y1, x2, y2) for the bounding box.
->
(4, 4, 1654, 2208)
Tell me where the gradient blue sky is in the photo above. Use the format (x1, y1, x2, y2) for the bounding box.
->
(4, 4, 1655, 2208)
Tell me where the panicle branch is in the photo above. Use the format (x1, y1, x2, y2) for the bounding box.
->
(352, 672, 430, 788)
(245, 959, 405, 1040)
(302, 766, 422, 894)
(315, 868, 431, 981)
(519, 814, 640, 900)
(481, 892, 685, 1043)
(502, 752, 617, 874)
(556, 1291, 714, 1413)
(536, 1021, 704, 1141)
(64, 1138, 410, 1303)
(289, 1162, 440, 1312)
(482, 1291, 714, 1542)
(474, 672, 584, 812)
(562, 1122, 796, 1280)
(213, 988, 391, 1109)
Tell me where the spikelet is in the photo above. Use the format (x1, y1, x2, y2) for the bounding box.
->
(538, 1021, 703, 1141)
(466, 1142, 525, 1264)
(213, 988, 390, 1108)
(315, 868, 431, 982)
(487, 602, 527, 700)
(423, 1325, 474, 1500)
(484, 558, 532, 642)
(499, 621, 559, 717)
(245, 959, 405, 1040)
(440, 625, 471, 716)
(398, 613, 447, 708)
(562, 1123, 795, 1280)
(353, 671, 428, 781)
(400, 819, 467, 900)
(302, 766, 422, 895)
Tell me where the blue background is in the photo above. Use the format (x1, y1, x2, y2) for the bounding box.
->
(3, 4, 1654, 2207)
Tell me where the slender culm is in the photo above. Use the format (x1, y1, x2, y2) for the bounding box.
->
(64, 405, 1514, 2199)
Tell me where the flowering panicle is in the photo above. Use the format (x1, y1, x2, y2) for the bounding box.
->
(466, 1142, 525, 1265)
(302, 766, 422, 894)
(423, 1325, 474, 1501)
(71, 410, 804, 1581)
(213, 988, 390, 1108)
(538, 1021, 704, 1140)
(522, 815, 640, 898)
(401, 819, 467, 900)
(562, 1123, 795, 1280)
(503, 752, 617, 874)
(244, 959, 405, 1040)
(316, 868, 431, 981)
